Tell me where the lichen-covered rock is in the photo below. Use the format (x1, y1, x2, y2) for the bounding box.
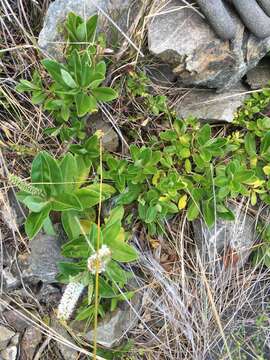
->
(23, 231, 67, 284)
(176, 84, 248, 123)
(148, 0, 270, 90)
(38, 0, 140, 60)
(246, 58, 270, 89)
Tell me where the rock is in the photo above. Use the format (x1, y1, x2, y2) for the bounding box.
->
(193, 203, 255, 268)
(37, 283, 62, 308)
(0, 326, 15, 351)
(246, 58, 270, 89)
(148, 0, 270, 91)
(3, 310, 29, 332)
(2, 269, 21, 292)
(0, 346, 17, 360)
(52, 320, 78, 360)
(38, 0, 141, 60)
(176, 84, 248, 123)
(146, 64, 177, 87)
(87, 113, 119, 152)
(23, 231, 67, 284)
(20, 326, 42, 360)
(76, 287, 141, 347)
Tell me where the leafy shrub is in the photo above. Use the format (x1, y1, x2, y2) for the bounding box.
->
(16, 13, 117, 140)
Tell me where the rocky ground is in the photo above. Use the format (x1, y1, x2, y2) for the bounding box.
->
(1, 0, 270, 359)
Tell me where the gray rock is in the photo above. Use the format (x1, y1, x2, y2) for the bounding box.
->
(37, 283, 62, 307)
(148, 0, 270, 90)
(76, 288, 141, 347)
(3, 310, 29, 332)
(52, 320, 78, 360)
(246, 58, 270, 89)
(0, 326, 15, 351)
(0, 346, 17, 360)
(20, 326, 42, 360)
(23, 232, 67, 284)
(2, 269, 21, 292)
(38, 0, 141, 60)
(87, 113, 119, 152)
(193, 203, 255, 268)
(146, 64, 177, 87)
(176, 84, 248, 123)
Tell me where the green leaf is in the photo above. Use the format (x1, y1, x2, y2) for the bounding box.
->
(197, 124, 211, 146)
(187, 199, 200, 221)
(75, 184, 115, 209)
(145, 206, 158, 224)
(22, 196, 49, 213)
(86, 14, 98, 41)
(202, 199, 215, 228)
(61, 211, 81, 240)
(260, 132, 270, 157)
(109, 239, 138, 263)
(104, 206, 124, 228)
(92, 87, 118, 102)
(16, 79, 40, 92)
(41, 59, 66, 86)
(59, 153, 78, 192)
(43, 216, 56, 236)
(31, 151, 63, 197)
(244, 133, 256, 157)
(99, 278, 116, 298)
(31, 91, 47, 105)
(75, 92, 97, 116)
(61, 69, 77, 89)
(25, 204, 51, 239)
(61, 236, 91, 258)
(75, 305, 95, 321)
(52, 193, 83, 211)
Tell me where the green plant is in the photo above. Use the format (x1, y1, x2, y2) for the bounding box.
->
(16, 13, 117, 141)
(10, 136, 115, 239)
(57, 206, 138, 323)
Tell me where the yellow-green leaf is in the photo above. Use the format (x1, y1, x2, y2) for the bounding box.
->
(178, 194, 188, 210)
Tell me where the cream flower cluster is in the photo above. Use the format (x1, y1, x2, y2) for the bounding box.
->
(57, 282, 85, 320)
(87, 245, 112, 274)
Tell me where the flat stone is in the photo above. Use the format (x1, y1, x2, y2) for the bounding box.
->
(87, 113, 119, 153)
(3, 310, 30, 332)
(0, 326, 15, 351)
(23, 231, 67, 284)
(0, 346, 17, 360)
(74, 285, 141, 348)
(246, 58, 270, 89)
(176, 84, 248, 123)
(20, 326, 42, 360)
(38, 0, 141, 60)
(193, 203, 255, 269)
(51, 320, 78, 360)
(148, 0, 270, 90)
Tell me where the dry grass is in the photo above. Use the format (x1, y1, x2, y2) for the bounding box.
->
(1, 1, 270, 359)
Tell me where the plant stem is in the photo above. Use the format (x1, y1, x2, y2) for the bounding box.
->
(93, 136, 103, 360)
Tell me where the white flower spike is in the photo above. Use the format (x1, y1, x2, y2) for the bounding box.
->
(57, 282, 85, 320)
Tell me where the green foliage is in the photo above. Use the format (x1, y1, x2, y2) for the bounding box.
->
(15, 137, 115, 239)
(58, 206, 138, 323)
(16, 13, 117, 141)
